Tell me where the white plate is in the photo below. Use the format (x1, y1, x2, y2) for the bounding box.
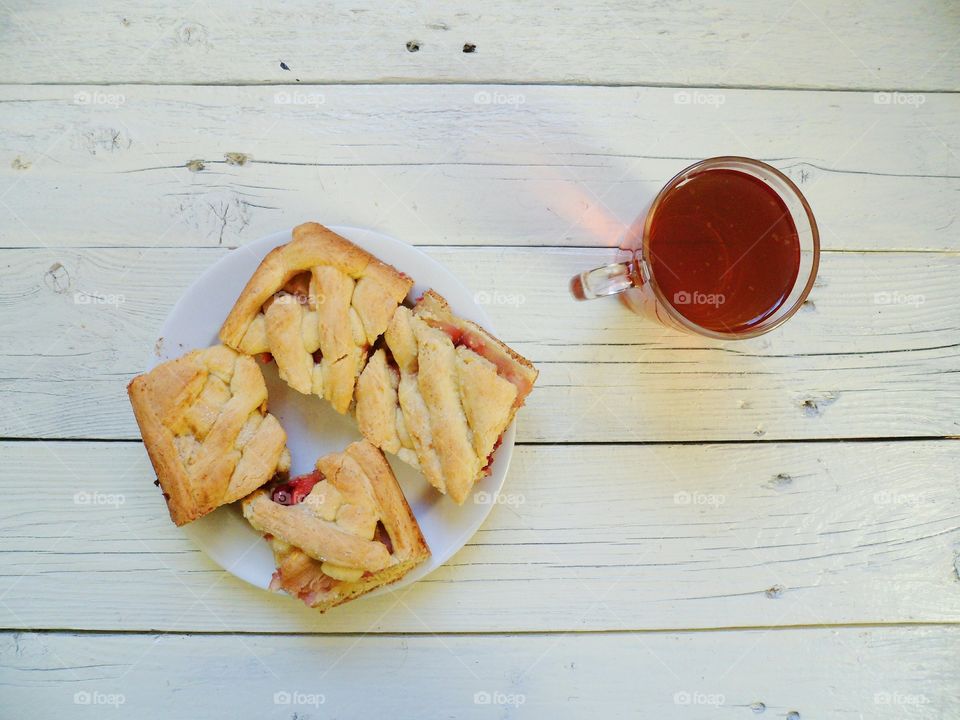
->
(150, 226, 515, 601)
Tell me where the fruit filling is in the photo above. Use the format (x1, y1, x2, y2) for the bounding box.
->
(428, 318, 534, 401)
(481, 435, 504, 475)
(270, 469, 323, 505)
(374, 521, 394, 554)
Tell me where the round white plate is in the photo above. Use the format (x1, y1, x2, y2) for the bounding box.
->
(150, 226, 515, 601)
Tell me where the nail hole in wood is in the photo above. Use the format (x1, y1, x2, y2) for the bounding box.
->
(462, 43, 476, 53)
(406, 40, 420, 52)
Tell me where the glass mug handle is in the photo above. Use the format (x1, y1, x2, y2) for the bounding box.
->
(573, 251, 642, 300)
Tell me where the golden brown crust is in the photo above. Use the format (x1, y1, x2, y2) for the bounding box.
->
(219, 223, 413, 413)
(355, 291, 538, 504)
(242, 440, 429, 611)
(243, 492, 394, 571)
(127, 346, 289, 526)
(220, 223, 410, 347)
(340, 439, 425, 560)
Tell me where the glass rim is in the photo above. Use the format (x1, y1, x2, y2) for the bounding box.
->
(639, 155, 820, 340)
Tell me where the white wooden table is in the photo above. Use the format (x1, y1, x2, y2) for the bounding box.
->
(2, 2, 959, 717)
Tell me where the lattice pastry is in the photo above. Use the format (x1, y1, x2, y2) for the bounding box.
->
(355, 291, 538, 504)
(242, 439, 430, 611)
(128, 345, 291, 526)
(219, 222, 413, 414)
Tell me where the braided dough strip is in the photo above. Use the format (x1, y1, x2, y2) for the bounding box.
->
(356, 291, 538, 504)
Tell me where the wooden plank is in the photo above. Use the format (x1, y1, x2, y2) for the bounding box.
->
(2, 440, 958, 632)
(2, 246, 958, 442)
(1, 1, 959, 90)
(1, 85, 958, 251)
(1, 627, 958, 719)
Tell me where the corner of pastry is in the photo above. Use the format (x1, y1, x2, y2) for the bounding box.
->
(127, 344, 290, 526)
(242, 439, 430, 611)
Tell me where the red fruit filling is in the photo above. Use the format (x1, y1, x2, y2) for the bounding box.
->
(270, 469, 323, 505)
(429, 319, 534, 403)
(373, 521, 394, 555)
(481, 435, 504, 475)
(432, 319, 487, 355)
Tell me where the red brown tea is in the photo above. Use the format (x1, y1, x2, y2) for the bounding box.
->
(647, 168, 800, 334)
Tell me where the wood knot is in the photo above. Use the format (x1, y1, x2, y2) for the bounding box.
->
(462, 42, 476, 53)
(185, 159, 205, 172)
(224, 152, 250, 166)
(176, 22, 208, 45)
(767, 472, 793, 489)
(764, 584, 784, 599)
(78, 127, 130, 156)
(799, 392, 839, 417)
(406, 40, 420, 52)
(44, 262, 71, 294)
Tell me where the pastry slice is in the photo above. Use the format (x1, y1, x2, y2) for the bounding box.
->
(355, 291, 538, 504)
(219, 222, 413, 413)
(242, 439, 430, 611)
(128, 345, 291, 526)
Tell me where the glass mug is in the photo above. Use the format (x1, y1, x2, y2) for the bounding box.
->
(573, 156, 819, 339)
